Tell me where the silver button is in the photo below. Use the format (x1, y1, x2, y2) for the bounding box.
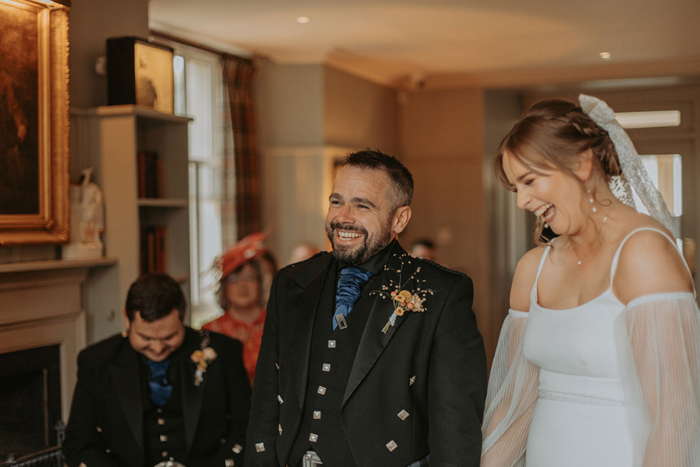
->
(279, 423, 283, 435)
(232, 444, 243, 454)
(398, 410, 410, 420)
(277, 395, 284, 404)
(96, 426, 102, 432)
(328, 340, 336, 348)
(255, 442, 265, 453)
(221, 438, 226, 444)
(158, 418, 165, 425)
(309, 433, 318, 442)
(322, 363, 331, 372)
(105, 448, 111, 453)
(225, 460, 234, 467)
(317, 386, 326, 395)
(162, 451, 168, 457)
(386, 440, 398, 452)
(157, 408, 163, 413)
(313, 411, 321, 419)
(160, 434, 168, 442)
(275, 363, 279, 370)
(409, 375, 416, 386)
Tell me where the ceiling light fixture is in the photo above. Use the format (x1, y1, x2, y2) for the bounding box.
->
(297, 16, 310, 24)
(599, 52, 611, 60)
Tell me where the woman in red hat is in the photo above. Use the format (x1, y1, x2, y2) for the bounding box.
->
(203, 232, 276, 386)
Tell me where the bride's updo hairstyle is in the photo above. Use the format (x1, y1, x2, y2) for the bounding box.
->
(494, 98, 622, 244)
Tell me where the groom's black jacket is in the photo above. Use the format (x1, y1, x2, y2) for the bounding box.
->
(245, 241, 487, 467)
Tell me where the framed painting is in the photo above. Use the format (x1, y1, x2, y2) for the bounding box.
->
(0, 0, 70, 245)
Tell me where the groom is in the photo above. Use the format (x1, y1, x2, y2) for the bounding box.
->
(246, 149, 487, 467)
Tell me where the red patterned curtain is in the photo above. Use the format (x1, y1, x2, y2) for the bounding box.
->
(222, 56, 261, 247)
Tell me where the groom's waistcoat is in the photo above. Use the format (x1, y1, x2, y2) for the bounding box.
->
(288, 250, 388, 467)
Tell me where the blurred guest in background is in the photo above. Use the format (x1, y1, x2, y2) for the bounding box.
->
(203, 232, 277, 385)
(410, 238, 436, 261)
(287, 242, 321, 265)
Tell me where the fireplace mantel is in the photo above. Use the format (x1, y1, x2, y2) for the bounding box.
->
(0, 257, 116, 421)
(0, 257, 116, 274)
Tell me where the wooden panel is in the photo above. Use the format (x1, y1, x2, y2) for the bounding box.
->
(402, 156, 492, 356)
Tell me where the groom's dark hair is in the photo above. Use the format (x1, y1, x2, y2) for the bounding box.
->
(343, 148, 414, 212)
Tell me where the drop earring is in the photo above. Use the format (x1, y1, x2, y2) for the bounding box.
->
(587, 188, 597, 213)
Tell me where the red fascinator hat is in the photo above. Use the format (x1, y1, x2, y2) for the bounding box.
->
(215, 232, 269, 279)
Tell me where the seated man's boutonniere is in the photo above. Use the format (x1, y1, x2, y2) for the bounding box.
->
(371, 254, 434, 333)
(191, 332, 217, 386)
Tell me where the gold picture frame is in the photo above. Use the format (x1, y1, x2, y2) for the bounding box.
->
(0, 0, 70, 245)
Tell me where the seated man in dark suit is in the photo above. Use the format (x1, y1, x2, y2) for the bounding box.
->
(63, 273, 251, 467)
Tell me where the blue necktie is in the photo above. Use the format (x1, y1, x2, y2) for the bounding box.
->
(333, 267, 373, 330)
(147, 359, 172, 407)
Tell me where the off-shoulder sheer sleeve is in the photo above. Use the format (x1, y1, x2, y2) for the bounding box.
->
(614, 293, 700, 467)
(481, 309, 540, 467)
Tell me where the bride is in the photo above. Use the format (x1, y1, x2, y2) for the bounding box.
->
(481, 95, 700, 466)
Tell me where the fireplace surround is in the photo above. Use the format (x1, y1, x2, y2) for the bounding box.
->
(0, 258, 114, 460)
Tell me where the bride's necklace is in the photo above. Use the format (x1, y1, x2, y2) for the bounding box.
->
(570, 216, 608, 265)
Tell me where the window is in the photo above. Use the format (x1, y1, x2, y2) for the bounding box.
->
(168, 42, 225, 327)
(616, 110, 681, 129)
(633, 154, 683, 245)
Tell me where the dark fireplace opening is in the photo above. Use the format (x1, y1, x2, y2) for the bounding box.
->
(0, 345, 61, 462)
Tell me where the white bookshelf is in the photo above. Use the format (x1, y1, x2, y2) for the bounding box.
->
(71, 105, 192, 342)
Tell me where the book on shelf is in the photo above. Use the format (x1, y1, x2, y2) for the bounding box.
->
(140, 226, 167, 275)
(137, 150, 163, 198)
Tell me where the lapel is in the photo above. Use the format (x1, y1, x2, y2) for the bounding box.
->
(109, 339, 144, 453)
(180, 328, 206, 454)
(343, 243, 416, 406)
(288, 253, 333, 409)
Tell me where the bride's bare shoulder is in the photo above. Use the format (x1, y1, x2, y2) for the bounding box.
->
(510, 246, 548, 312)
(614, 226, 693, 304)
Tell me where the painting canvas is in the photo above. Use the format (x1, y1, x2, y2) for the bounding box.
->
(134, 42, 174, 113)
(107, 37, 174, 114)
(0, 0, 70, 245)
(0, 2, 39, 215)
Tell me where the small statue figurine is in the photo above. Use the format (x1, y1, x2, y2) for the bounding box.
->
(62, 168, 105, 259)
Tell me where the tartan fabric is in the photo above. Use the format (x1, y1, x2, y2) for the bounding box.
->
(222, 56, 261, 248)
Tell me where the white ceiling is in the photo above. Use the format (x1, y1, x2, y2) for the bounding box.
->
(149, 0, 700, 86)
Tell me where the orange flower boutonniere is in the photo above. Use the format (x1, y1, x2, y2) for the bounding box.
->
(371, 253, 434, 334)
(191, 346, 217, 386)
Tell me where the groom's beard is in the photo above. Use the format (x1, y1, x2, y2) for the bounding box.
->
(326, 220, 392, 265)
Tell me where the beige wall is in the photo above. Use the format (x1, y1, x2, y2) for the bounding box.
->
(324, 66, 399, 154)
(256, 60, 325, 147)
(256, 63, 401, 265)
(256, 61, 328, 264)
(397, 88, 497, 355)
(70, 0, 150, 108)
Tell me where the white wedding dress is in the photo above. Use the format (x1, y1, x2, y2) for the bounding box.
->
(482, 228, 700, 467)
